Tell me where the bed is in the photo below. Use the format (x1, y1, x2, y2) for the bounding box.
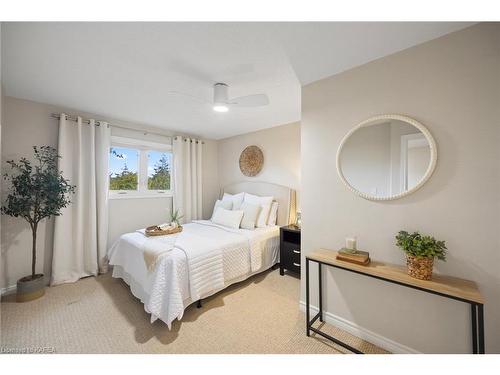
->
(107, 182, 296, 328)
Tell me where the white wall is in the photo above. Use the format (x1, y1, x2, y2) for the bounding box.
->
(0, 96, 219, 289)
(217, 121, 301, 207)
(301, 23, 500, 353)
(107, 198, 173, 246)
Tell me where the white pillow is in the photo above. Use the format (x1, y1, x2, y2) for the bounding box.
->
(239, 202, 261, 230)
(243, 193, 273, 228)
(211, 208, 244, 229)
(222, 192, 245, 210)
(267, 201, 279, 226)
(211, 199, 233, 219)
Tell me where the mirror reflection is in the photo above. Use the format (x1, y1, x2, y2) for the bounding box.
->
(339, 119, 431, 198)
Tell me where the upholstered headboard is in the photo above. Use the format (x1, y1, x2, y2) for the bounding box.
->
(221, 181, 297, 226)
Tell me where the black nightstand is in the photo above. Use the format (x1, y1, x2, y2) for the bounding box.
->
(280, 225, 301, 277)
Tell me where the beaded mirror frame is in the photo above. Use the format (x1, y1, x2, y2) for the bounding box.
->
(336, 114, 438, 201)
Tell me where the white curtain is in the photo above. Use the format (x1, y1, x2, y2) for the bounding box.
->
(51, 114, 110, 285)
(173, 136, 203, 223)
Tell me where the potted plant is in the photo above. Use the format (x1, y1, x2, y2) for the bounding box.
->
(1, 146, 75, 302)
(170, 209, 184, 228)
(395, 230, 447, 280)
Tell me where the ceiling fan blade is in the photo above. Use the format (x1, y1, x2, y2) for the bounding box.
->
(230, 94, 269, 107)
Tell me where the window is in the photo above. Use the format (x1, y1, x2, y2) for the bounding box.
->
(147, 150, 171, 191)
(109, 146, 139, 191)
(108, 136, 173, 199)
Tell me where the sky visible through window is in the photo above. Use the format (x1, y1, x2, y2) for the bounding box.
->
(147, 150, 172, 177)
(109, 147, 138, 176)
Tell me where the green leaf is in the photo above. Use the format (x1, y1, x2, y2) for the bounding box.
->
(395, 230, 447, 261)
(1, 146, 76, 224)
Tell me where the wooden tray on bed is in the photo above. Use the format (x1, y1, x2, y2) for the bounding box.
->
(145, 225, 183, 237)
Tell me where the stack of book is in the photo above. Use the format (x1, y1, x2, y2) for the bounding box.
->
(336, 248, 370, 266)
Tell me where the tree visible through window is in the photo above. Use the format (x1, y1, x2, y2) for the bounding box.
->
(109, 147, 138, 190)
(148, 151, 171, 190)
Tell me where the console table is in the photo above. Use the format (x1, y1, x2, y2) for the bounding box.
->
(305, 249, 485, 354)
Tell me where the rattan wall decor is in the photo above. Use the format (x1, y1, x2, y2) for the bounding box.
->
(239, 145, 264, 177)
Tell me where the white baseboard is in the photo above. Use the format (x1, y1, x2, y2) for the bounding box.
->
(299, 301, 420, 354)
(1, 284, 17, 296)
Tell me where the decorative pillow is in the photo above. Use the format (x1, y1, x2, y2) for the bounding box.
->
(222, 192, 245, 210)
(211, 199, 233, 219)
(243, 193, 273, 228)
(267, 201, 279, 226)
(211, 208, 244, 229)
(239, 202, 261, 230)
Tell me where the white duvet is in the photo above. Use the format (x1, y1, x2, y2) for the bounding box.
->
(107, 220, 279, 328)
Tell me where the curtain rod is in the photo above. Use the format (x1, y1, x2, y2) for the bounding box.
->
(50, 113, 204, 143)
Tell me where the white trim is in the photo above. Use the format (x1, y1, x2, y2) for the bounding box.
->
(299, 300, 421, 354)
(400, 133, 428, 192)
(336, 114, 437, 201)
(108, 192, 173, 200)
(1, 284, 17, 296)
(139, 147, 148, 189)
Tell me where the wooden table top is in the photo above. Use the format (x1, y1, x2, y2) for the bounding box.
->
(307, 249, 484, 304)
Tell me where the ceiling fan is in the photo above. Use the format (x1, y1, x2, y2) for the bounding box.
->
(168, 83, 270, 113)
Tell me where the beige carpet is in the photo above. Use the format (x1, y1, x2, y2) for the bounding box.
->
(1, 269, 387, 354)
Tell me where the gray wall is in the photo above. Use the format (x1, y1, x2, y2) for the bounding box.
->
(0, 96, 219, 289)
(339, 123, 391, 197)
(301, 23, 500, 353)
(217, 121, 301, 208)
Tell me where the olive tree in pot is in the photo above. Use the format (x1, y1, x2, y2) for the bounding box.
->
(1, 146, 75, 302)
(395, 231, 447, 280)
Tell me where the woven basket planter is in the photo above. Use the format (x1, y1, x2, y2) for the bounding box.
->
(406, 255, 434, 280)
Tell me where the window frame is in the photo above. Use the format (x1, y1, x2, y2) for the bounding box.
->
(108, 136, 173, 200)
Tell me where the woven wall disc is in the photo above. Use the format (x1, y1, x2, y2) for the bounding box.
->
(239, 145, 264, 177)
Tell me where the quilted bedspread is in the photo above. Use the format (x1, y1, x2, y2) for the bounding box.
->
(107, 220, 279, 328)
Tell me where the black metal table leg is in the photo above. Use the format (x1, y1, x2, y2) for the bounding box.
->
(318, 263, 323, 322)
(304, 257, 485, 354)
(478, 304, 485, 354)
(306, 258, 310, 336)
(471, 304, 478, 354)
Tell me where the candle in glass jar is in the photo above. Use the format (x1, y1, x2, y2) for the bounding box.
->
(346, 237, 357, 250)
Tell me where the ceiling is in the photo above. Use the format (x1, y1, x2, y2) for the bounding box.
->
(1, 22, 472, 139)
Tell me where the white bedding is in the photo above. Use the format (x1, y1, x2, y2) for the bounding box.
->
(107, 220, 279, 328)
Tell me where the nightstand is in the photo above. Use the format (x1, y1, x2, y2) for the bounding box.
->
(280, 225, 301, 276)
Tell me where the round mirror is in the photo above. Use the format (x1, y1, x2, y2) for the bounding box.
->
(336, 115, 437, 201)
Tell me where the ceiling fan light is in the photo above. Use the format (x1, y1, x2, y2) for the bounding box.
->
(213, 105, 229, 113)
